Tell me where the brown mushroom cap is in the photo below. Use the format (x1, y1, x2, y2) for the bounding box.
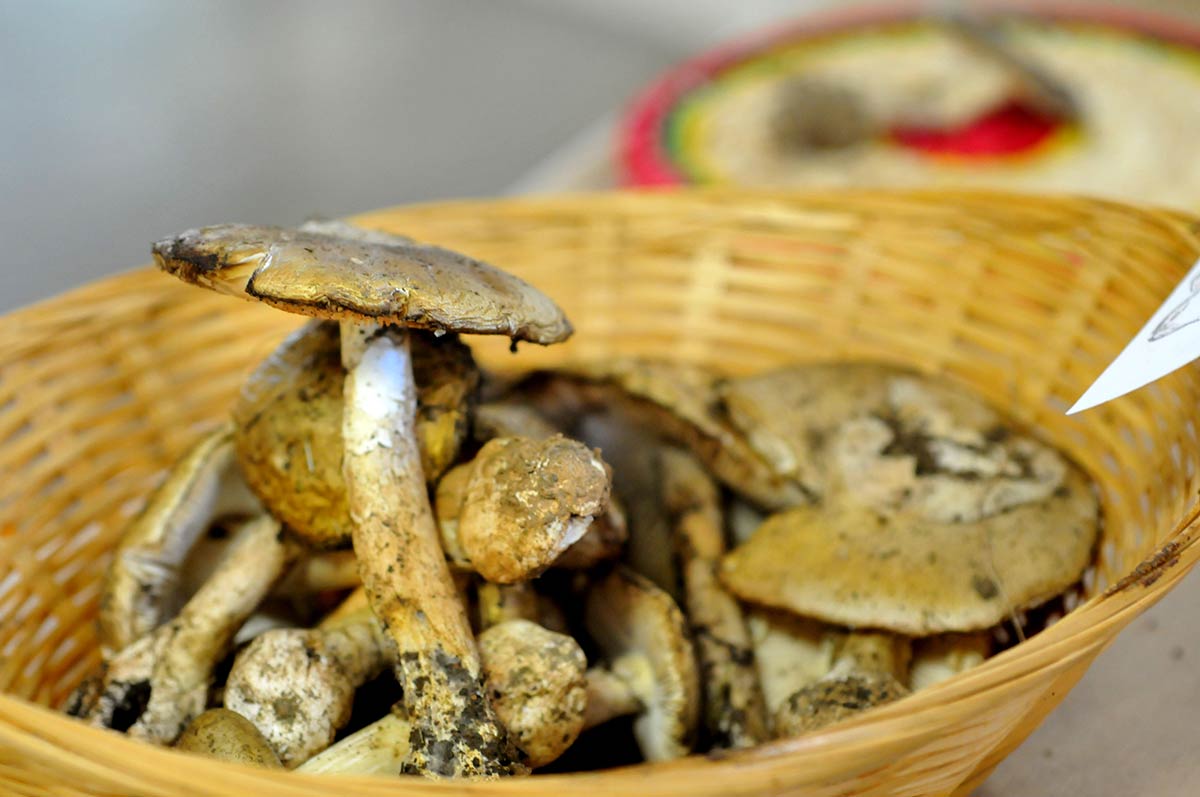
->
(720, 466, 1099, 635)
(233, 319, 478, 548)
(773, 672, 909, 737)
(584, 568, 700, 762)
(720, 362, 1069, 521)
(477, 620, 589, 768)
(175, 708, 282, 768)
(458, 436, 613, 584)
(512, 360, 809, 511)
(152, 222, 572, 344)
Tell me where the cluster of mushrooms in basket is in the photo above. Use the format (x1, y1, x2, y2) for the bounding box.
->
(65, 220, 1100, 778)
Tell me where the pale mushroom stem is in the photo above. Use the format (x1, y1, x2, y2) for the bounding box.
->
(99, 425, 261, 658)
(80, 514, 297, 743)
(583, 667, 642, 728)
(830, 632, 911, 680)
(662, 448, 767, 749)
(340, 322, 516, 777)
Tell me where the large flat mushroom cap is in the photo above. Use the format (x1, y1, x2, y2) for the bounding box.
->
(719, 466, 1099, 635)
(719, 362, 1066, 520)
(152, 223, 573, 345)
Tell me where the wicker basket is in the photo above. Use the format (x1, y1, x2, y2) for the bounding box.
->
(2, 188, 1199, 797)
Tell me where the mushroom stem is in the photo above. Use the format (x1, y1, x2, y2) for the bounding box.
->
(476, 582, 541, 631)
(909, 632, 990, 691)
(99, 425, 261, 657)
(340, 322, 517, 777)
(773, 630, 911, 738)
(662, 448, 767, 750)
(745, 608, 834, 722)
(583, 667, 642, 728)
(274, 550, 360, 596)
(80, 514, 298, 743)
(299, 661, 641, 775)
(224, 604, 388, 767)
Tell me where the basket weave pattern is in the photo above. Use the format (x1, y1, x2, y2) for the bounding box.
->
(1, 189, 1199, 796)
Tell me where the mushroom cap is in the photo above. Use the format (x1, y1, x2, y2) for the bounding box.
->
(175, 708, 283, 768)
(224, 628, 359, 767)
(477, 619, 589, 768)
(720, 467, 1099, 635)
(552, 496, 628, 570)
(473, 401, 560, 442)
(458, 435, 613, 584)
(773, 672, 909, 737)
(720, 362, 1069, 522)
(233, 320, 478, 548)
(584, 568, 700, 762)
(152, 222, 572, 345)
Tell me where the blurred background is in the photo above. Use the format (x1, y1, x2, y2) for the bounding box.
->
(3, 0, 1197, 312)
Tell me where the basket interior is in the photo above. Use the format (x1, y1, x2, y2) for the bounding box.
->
(1, 188, 1198, 748)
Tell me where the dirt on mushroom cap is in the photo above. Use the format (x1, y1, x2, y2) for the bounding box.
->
(152, 223, 573, 345)
(233, 320, 479, 548)
(458, 435, 612, 584)
(478, 620, 589, 769)
(720, 362, 1069, 522)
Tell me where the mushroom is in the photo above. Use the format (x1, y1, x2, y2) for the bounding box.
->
(477, 619, 589, 768)
(718, 362, 1071, 521)
(585, 567, 700, 762)
(468, 402, 629, 570)
(78, 514, 298, 743)
(514, 358, 809, 511)
(660, 447, 767, 750)
(475, 581, 568, 635)
(223, 592, 389, 767)
(773, 631, 911, 737)
(473, 401, 560, 442)
(909, 632, 991, 691)
(99, 424, 261, 657)
(577, 411, 678, 599)
(745, 608, 834, 728)
(435, 433, 622, 580)
(232, 317, 479, 549)
(154, 220, 571, 777)
(175, 708, 283, 768)
(436, 435, 613, 584)
(719, 474, 1098, 635)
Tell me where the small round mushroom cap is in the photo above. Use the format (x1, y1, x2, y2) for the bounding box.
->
(719, 362, 1069, 522)
(773, 672, 909, 737)
(224, 624, 383, 767)
(233, 320, 478, 547)
(720, 467, 1099, 635)
(175, 708, 283, 768)
(152, 223, 572, 344)
(477, 619, 588, 768)
(584, 568, 700, 762)
(459, 435, 613, 584)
